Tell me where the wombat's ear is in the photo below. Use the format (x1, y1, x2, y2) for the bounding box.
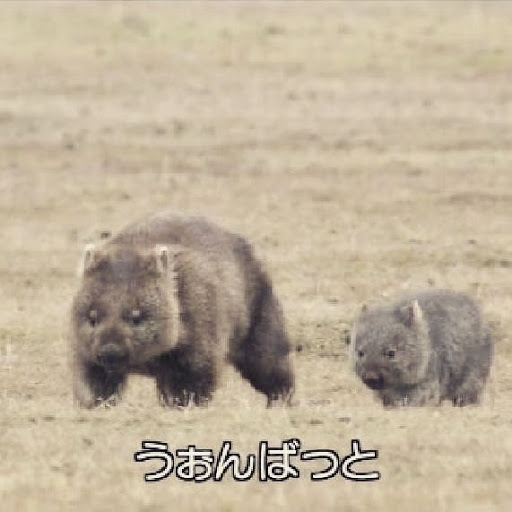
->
(79, 244, 103, 276)
(400, 300, 424, 328)
(154, 245, 172, 274)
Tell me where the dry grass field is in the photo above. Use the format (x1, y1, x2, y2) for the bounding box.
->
(1, 2, 511, 510)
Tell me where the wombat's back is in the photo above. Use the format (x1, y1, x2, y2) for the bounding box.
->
(397, 290, 485, 351)
(109, 211, 244, 259)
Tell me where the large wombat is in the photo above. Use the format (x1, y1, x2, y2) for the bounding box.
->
(350, 290, 493, 407)
(71, 211, 294, 408)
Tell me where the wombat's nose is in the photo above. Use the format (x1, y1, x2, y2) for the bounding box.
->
(362, 372, 385, 390)
(96, 343, 129, 371)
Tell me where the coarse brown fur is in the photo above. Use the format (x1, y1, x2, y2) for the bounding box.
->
(349, 290, 493, 407)
(71, 211, 294, 408)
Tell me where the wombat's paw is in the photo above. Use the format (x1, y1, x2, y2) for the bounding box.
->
(158, 391, 192, 409)
(382, 395, 410, 408)
(452, 393, 479, 407)
(266, 389, 295, 408)
(95, 394, 120, 409)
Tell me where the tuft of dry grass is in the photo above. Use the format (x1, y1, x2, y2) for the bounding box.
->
(0, 2, 511, 510)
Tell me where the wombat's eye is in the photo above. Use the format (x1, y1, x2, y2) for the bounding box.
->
(130, 309, 145, 326)
(87, 309, 98, 327)
(386, 349, 396, 359)
(357, 350, 365, 358)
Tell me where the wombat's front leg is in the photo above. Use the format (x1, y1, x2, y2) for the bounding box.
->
(156, 387, 211, 408)
(153, 351, 216, 408)
(155, 374, 213, 408)
(73, 360, 126, 408)
(381, 381, 441, 407)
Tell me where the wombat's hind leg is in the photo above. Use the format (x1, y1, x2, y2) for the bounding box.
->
(232, 350, 293, 407)
(452, 332, 492, 407)
(452, 373, 485, 406)
(231, 288, 294, 406)
(73, 362, 126, 408)
(264, 362, 295, 408)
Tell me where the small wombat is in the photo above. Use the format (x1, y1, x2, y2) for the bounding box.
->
(70, 211, 294, 408)
(350, 290, 493, 407)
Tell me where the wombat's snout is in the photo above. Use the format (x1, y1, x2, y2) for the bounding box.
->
(362, 371, 385, 390)
(96, 343, 129, 372)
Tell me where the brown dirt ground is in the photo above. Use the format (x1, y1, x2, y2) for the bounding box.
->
(0, 2, 511, 511)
